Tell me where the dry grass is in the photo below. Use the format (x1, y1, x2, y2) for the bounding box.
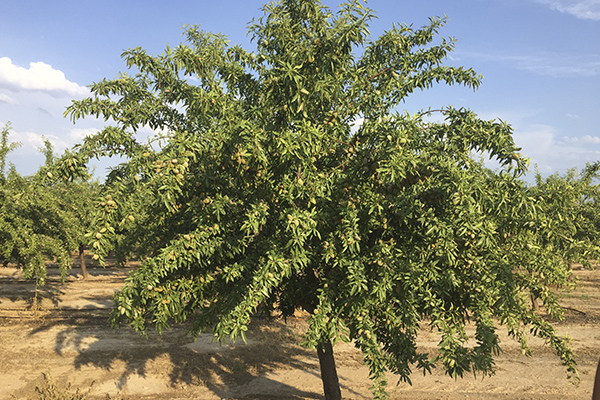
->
(21, 373, 93, 400)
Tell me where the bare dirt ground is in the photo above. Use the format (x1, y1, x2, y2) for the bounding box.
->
(1, 261, 599, 400)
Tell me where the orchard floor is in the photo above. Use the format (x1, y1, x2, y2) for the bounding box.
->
(1, 262, 599, 400)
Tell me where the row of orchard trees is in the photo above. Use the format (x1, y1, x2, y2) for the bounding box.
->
(4, 1, 600, 398)
(0, 122, 99, 283)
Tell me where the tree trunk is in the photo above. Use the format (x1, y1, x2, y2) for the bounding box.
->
(79, 245, 89, 280)
(530, 294, 539, 311)
(316, 340, 342, 400)
(593, 357, 600, 400)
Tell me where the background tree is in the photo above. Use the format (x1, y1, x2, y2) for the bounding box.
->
(0, 128, 98, 283)
(64, 0, 586, 398)
(0, 169, 73, 283)
(38, 140, 100, 279)
(524, 164, 600, 311)
(530, 163, 600, 264)
(0, 122, 21, 182)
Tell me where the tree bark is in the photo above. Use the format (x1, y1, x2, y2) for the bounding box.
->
(530, 294, 539, 311)
(317, 340, 342, 400)
(593, 357, 600, 400)
(79, 245, 89, 280)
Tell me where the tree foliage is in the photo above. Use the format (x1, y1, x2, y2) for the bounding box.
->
(0, 122, 22, 181)
(63, 1, 588, 398)
(529, 163, 600, 266)
(0, 124, 98, 284)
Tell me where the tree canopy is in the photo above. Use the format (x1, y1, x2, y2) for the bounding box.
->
(529, 164, 600, 267)
(62, 1, 590, 398)
(0, 123, 98, 284)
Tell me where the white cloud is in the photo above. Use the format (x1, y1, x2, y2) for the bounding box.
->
(513, 54, 600, 77)
(0, 57, 89, 98)
(466, 51, 600, 77)
(0, 92, 18, 104)
(563, 134, 600, 144)
(513, 124, 600, 175)
(350, 117, 364, 134)
(67, 127, 99, 143)
(534, 0, 600, 20)
(475, 110, 600, 179)
(513, 124, 557, 159)
(11, 130, 48, 154)
(2, 125, 105, 177)
(9, 127, 98, 157)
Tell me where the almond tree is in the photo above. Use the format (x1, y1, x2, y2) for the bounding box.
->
(524, 165, 600, 311)
(0, 122, 21, 180)
(41, 140, 101, 279)
(530, 163, 600, 265)
(64, 1, 584, 398)
(0, 125, 98, 283)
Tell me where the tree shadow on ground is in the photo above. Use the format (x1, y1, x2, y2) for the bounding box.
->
(0, 262, 129, 311)
(8, 263, 366, 398)
(29, 314, 365, 399)
(0, 275, 65, 309)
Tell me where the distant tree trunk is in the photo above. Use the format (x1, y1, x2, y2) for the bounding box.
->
(79, 245, 89, 280)
(530, 294, 539, 311)
(593, 357, 600, 400)
(317, 340, 342, 400)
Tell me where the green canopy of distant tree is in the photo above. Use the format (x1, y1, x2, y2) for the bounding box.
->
(0, 122, 99, 283)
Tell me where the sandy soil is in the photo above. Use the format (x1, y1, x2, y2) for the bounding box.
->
(1, 261, 599, 400)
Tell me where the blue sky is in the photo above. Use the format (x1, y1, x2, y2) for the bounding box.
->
(1, 0, 599, 181)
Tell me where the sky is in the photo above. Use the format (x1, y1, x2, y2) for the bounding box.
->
(1, 0, 599, 182)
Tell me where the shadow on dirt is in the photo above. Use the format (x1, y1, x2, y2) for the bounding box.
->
(1, 262, 366, 398)
(33, 313, 348, 399)
(0, 261, 129, 311)
(5, 260, 600, 399)
(0, 275, 65, 309)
